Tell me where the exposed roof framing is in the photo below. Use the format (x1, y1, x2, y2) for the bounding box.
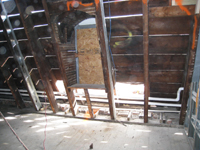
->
(0, 0, 199, 124)
(15, 0, 58, 113)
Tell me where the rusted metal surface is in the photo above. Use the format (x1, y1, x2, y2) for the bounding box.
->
(15, 0, 58, 113)
(94, 0, 116, 120)
(143, 1, 149, 123)
(179, 15, 200, 125)
(84, 89, 94, 118)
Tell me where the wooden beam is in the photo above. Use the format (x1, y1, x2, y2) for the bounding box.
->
(84, 89, 94, 118)
(0, 6, 41, 111)
(15, 0, 58, 113)
(1, 66, 25, 108)
(149, 5, 195, 17)
(94, 0, 116, 120)
(179, 15, 200, 125)
(42, 0, 76, 116)
(142, 1, 150, 123)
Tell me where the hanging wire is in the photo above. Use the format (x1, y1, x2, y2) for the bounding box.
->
(0, 111, 29, 150)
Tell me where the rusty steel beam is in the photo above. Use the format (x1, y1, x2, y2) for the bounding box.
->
(84, 89, 94, 118)
(15, 0, 58, 113)
(179, 15, 200, 125)
(0, 4, 41, 111)
(142, 1, 150, 123)
(94, 0, 116, 120)
(42, 0, 76, 115)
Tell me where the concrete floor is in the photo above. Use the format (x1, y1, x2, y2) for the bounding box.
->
(0, 110, 191, 150)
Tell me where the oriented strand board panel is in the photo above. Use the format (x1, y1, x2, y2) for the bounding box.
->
(77, 28, 104, 84)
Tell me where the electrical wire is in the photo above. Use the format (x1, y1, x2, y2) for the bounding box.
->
(43, 92, 47, 150)
(0, 111, 29, 150)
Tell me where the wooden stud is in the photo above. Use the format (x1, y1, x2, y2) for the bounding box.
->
(1, 66, 25, 109)
(142, 1, 150, 123)
(42, 0, 76, 116)
(0, 9, 41, 111)
(179, 15, 200, 125)
(94, 0, 116, 120)
(15, 0, 58, 113)
(84, 89, 94, 118)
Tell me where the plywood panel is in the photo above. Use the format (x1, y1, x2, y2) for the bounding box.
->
(77, 28, 104, 84)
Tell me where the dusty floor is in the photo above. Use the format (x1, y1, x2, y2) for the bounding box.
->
(0, 107, 191, 150)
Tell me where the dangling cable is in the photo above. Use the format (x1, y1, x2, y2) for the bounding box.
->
(0, 111, 29, 150)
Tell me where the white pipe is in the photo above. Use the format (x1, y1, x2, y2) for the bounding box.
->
(149, 87, 184, 102)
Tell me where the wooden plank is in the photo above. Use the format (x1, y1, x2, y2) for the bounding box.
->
(110, 35, 188, 54)
(114, 55, 143, 68)
(104, 1, 142, 17)
(84, 89, 94, 118)
(35, 26, 51, 38)
(149, 0, 169, 7)
(110, 36, 143, 54)
(106, 16, 192, 37)
(149, 36, 189, 54)
(31, 12, 48, 26)
(42, 0, 76, 116)
(116, 70, 144, 83)
(149, 5, 195, 17)
(104, 3, 195, 18)
(149, 55, 186, 70)
(149, 16, 192, 34)
(150, 83, 182, 93)
(179, 16, 200, 125)
(114, 55, 185, 70)
(16, 0, 58, 113)
(94, 0, 116, 120)
(150, 92, 177, 98)
(39, 39, 56, 55)
(68, 84, 105, 89)
(149, 71, 184, 83)
(103, 0, 169, 7)
(106, 17, 143, 37)
(142, 1, 149, 123)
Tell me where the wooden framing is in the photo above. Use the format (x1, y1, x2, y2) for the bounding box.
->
(15, 0, 58, 113)
(142, 1, 150, 123)
(94, 0, 116, 120)
(180, 15, 200, 125)
(42, 0, 76, 116)
(0, 66, 25, 108)
(0, 6, 41, 111)
(84, 89, 94, 118)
